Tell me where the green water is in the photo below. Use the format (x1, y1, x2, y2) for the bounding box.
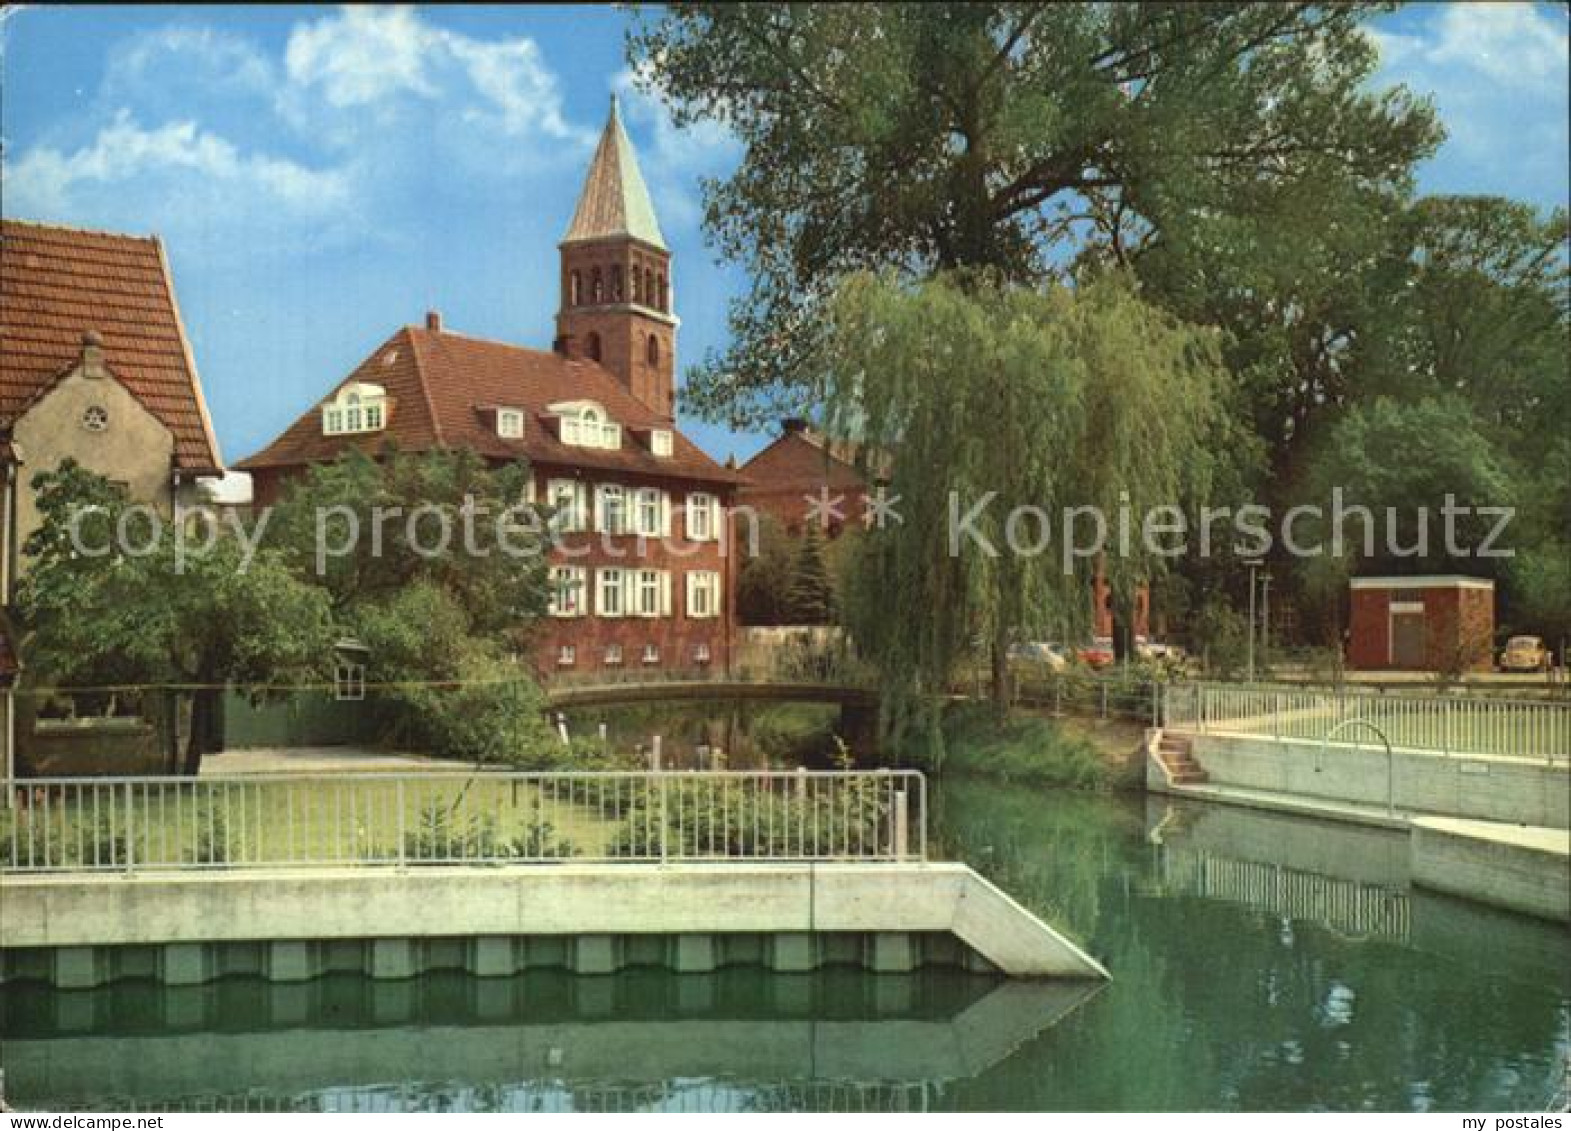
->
(3, 781, 1567, 1112)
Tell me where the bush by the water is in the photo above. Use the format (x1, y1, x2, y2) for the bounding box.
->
(911, 703, 1112, 790)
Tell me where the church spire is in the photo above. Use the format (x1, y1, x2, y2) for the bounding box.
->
(555, 93, 677, 421)
(563, 94, 667, 251)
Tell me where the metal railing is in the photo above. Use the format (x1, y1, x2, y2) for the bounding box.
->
(0, 770, 926, 874)
(1164, 682, 1570, 765)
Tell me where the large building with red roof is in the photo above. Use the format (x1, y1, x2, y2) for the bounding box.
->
(239, 98, 742, 677)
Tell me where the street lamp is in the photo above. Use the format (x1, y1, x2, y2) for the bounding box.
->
(1245, 559, 1262, 683)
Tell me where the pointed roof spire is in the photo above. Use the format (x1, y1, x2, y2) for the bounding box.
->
(562, 93, 667, 251)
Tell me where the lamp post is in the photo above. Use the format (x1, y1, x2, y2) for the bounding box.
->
(1245, 559, 1262, 683)
(1260, 570, 1272, 675)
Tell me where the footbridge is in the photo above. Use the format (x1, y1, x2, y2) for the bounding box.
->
(543, 677, 876, 711)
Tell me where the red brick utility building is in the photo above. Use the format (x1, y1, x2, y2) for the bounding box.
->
(737, 419, 870, 536)
(240, 97, 741, 677)
(1347, 576, 1495, 672)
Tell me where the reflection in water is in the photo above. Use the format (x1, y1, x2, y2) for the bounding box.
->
(1, 972, 1100, 1113)
(4, 772, 1568, 1112)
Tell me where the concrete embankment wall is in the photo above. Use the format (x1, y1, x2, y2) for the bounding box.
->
(1175, 734, 1568, 829)
(1410, 818, 1570, 923)
(0, 862, 1108, 987)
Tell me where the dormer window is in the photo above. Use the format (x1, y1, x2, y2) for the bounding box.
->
(322, 382, 388, 436)
(497, 409, 524, 439)
(551, 400, 621, 450)
(651, 429, 673, 458)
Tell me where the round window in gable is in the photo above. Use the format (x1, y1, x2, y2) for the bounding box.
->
(82, 405, 110, 433)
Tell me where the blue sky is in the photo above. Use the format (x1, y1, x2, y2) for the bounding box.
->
(3, 4, 1567, 470)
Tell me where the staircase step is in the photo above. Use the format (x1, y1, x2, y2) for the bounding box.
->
(1170, 771, 1209, 784)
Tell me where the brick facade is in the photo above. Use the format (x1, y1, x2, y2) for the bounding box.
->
(1347, 576, 1495, 672)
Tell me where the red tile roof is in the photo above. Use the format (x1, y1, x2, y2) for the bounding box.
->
(739, 427, 867, 494)
(237, 324, 741, 485)
(1, 219, 222, 471)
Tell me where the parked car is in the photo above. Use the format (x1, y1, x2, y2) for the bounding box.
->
(1077, 638, 1115, 670)
(1498, 635, 1552, 673)
(1008, 641, 1070, 672)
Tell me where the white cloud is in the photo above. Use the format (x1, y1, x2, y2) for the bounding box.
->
(1425, 2, 1568, 87)
(1374, 3, 1569, 91)
(105, 24, 275, 102)
(4, 110, 353, 241)
(1372, 3, 1568, 202)
(282, 6, 585, 142)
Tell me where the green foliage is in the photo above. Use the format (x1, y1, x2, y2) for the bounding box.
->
(913, 703, 1110, 790)
(1187, 599, 1252, 680)
(632, 3, 1439, 427)
(607, 776, 891, 859)
(263, 448, 557, 767)
(736, 512, 799, 625)
(264, 445, 548, 636)
(193, 803, 228, 865)
(16, 460, 338, 768)
(819, 272, 1227, 730)
(402, 801, 505, 863)
(784, 526, 834, 624)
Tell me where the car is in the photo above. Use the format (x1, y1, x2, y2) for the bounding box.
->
(1008, 641, 1070, 672)
(1498, 635, 1552, 673)
(1077, 638, 1115, 669)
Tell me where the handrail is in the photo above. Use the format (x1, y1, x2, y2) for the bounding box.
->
(1164, 681, 1569, 765)
(0, 770, 927, 874)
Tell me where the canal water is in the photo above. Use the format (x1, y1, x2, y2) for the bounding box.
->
(3, 708, 1568, 1111)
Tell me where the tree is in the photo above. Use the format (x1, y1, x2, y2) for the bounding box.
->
(262, 446, 557, 764)
(821, 272, 1228, 740)
(736, 512, 797, 625)
(785, 525, 834, 624)
(632, 2, 1439, 428)
(16, 461, 336, 772)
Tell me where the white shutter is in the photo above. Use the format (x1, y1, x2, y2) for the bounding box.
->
(660, 571, 673, 616)
(710, 498, 723, 543)
(685, 572, 697, 618)
(660, 490, 672, 538)
(710, 570, 722, 617)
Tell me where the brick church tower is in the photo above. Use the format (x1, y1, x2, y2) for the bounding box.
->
(555, 96, 677, 420)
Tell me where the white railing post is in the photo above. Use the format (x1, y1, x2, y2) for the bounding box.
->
(396, 778, 407, 869)
(893, 789, 909, 860)
(123, 781, 135, 875)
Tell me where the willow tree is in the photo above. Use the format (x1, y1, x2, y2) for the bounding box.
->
(819, 272, 1231, 748)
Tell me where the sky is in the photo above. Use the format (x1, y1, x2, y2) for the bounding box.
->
(2, 4, 1568, 472)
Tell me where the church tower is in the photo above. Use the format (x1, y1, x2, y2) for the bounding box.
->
(555, 95, 676, 420)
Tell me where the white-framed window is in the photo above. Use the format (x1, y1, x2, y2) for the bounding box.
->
(553, 401, 621, 450)
(694, 643, 712, 666)
(651, 429, 673, 458)
(686, 571, 721, 619)
(334, 659, 366, 701)
(548, 566, 586, 617)
(598, 568, 628, 617)
(547, 479, 588, 532)
(634, 569, 673, 618)
(322, 382, 388, 436)
(642, 643, 660, 665)
(498, 408, 524, 439)
(635, 487, 669, 537)
(596, 484, 629, 535)
(686, 493, 720, 541)
(604, 643, 623, 666)
(557, 644, 576, 667)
